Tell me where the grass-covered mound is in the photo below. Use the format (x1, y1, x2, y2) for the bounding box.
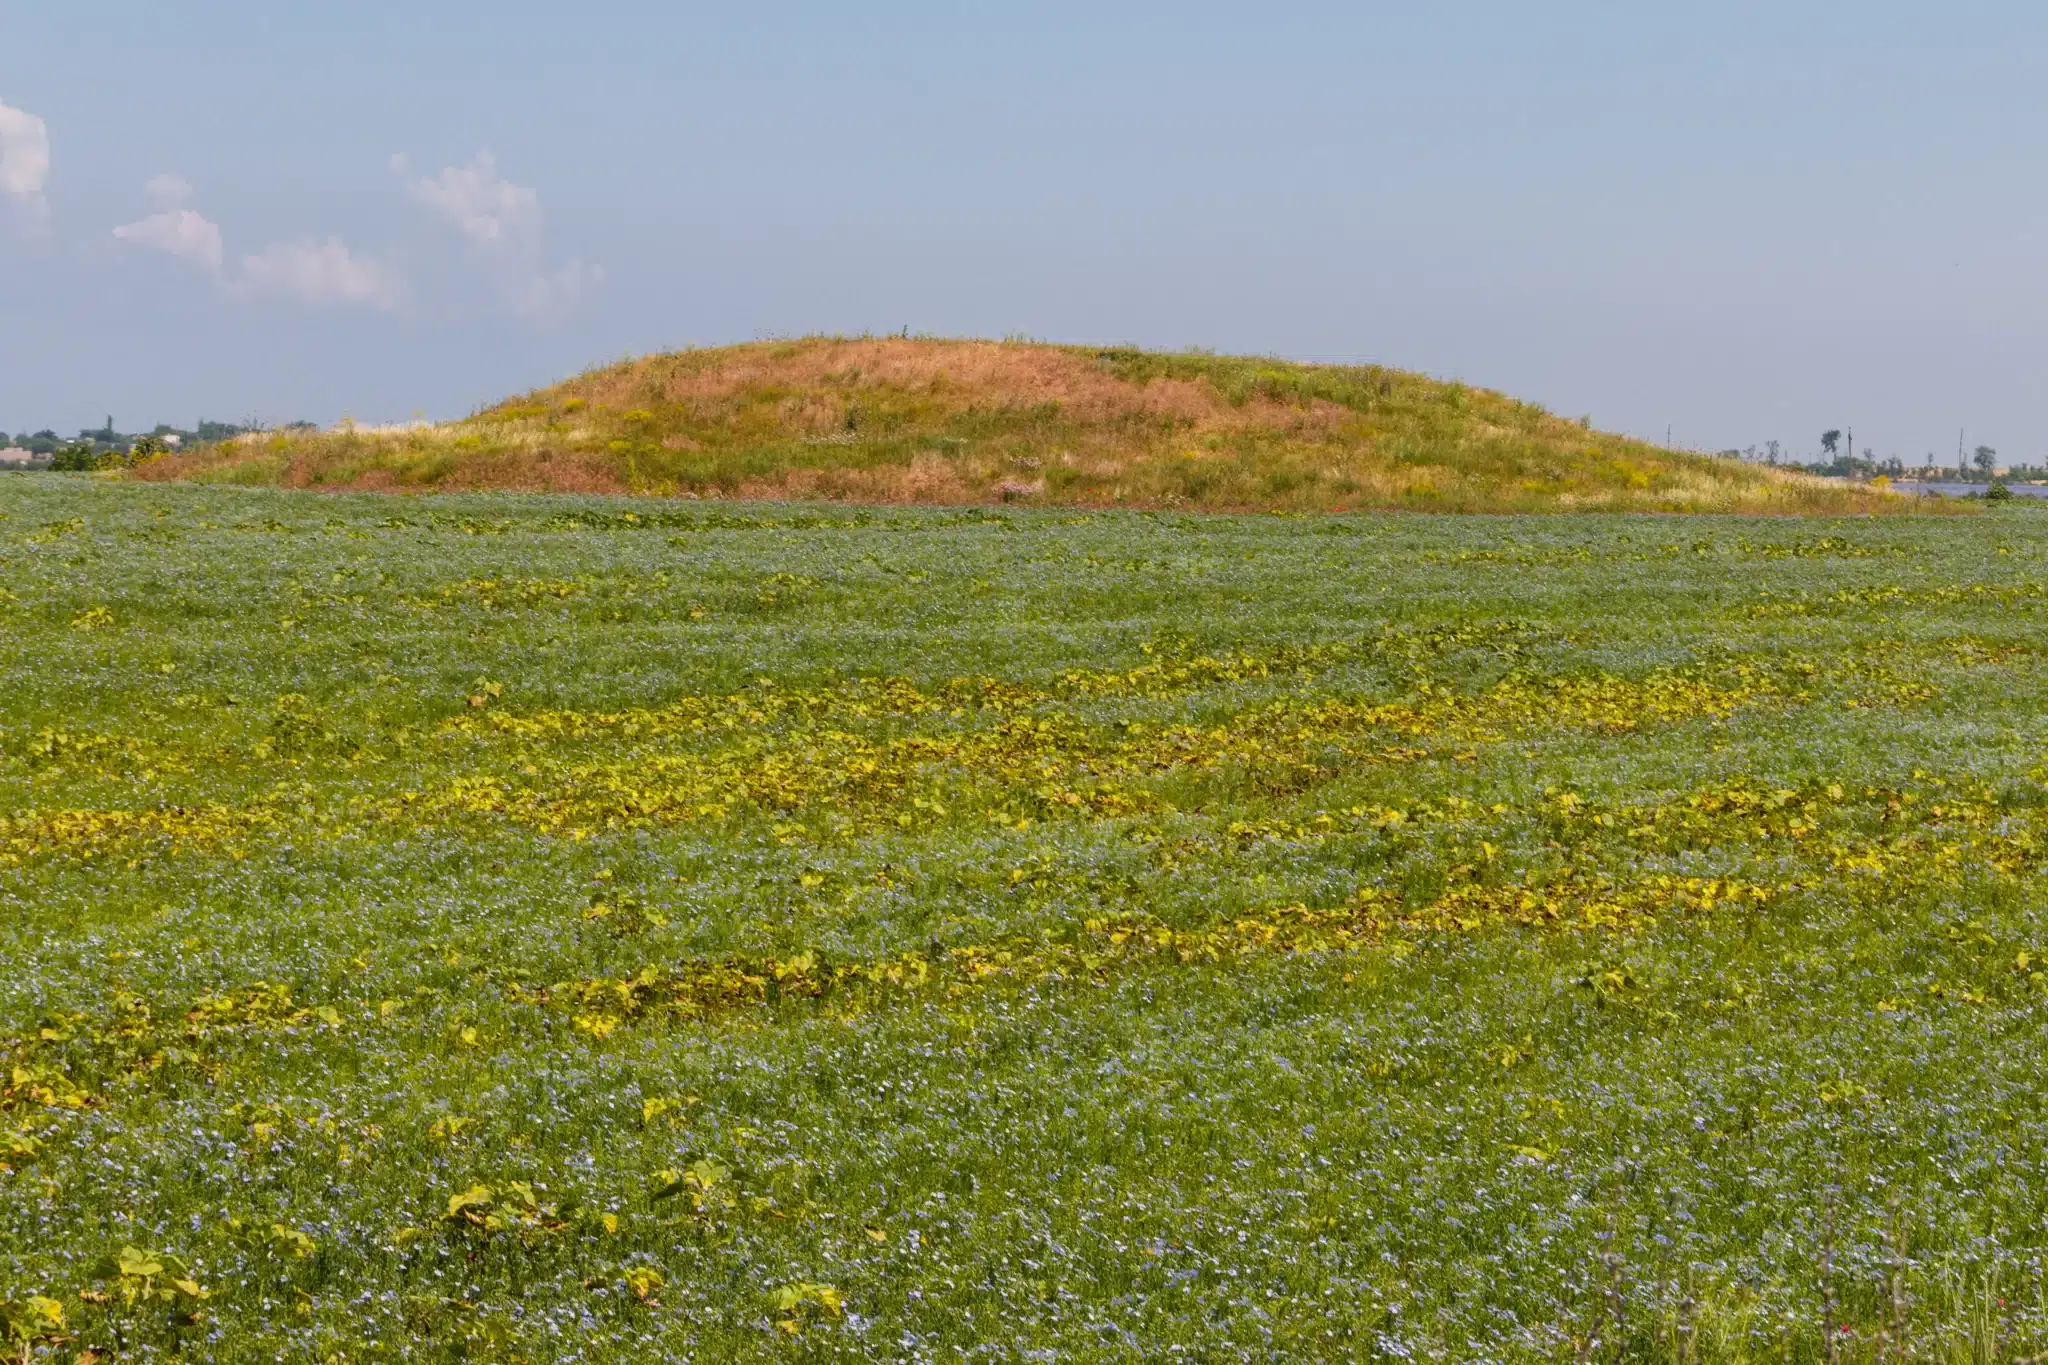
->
(141, 336, 1907, 514)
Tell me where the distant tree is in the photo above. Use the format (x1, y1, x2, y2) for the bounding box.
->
(1767, 440, 1781, 466)
(1821, 430, 1842, 458)
(1974, 445, 1997, 477)
(49, 442, 100, 472)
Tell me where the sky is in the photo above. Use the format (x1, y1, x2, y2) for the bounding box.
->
(3, 1, 2046, 464)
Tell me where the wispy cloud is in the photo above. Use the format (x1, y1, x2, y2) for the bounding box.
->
(239, 237, 405, 311)
(114, 177, 224, 272)
(110, 174, 403, 310)
(143, 173, 194, 207)
(24, 135, 587, 322)
(0, 99, 52, 231)
(503, 259, 603, 319)
(114, 208, 225, 272)
(396, 152, 599, 319)
(399, 151, 536, 250)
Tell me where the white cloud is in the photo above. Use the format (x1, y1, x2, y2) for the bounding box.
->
(143, 173, 193, 207)
(398, 152, 598, 318)
(404, 152, 539, 250)
(238, 237, 404, 311)
(108, 172, 404, 313)
(0, 100, 51, 228)
(114, 207, 225, 272)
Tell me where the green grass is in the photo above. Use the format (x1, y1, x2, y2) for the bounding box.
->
(2, 475, 2045, 1361)
(137, 337, 1915, 516)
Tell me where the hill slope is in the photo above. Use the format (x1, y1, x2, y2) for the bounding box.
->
(142, 337, 1907, 514)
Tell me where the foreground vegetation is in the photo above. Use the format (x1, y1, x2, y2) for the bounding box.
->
(135, 337, 1912, 515)
(1, 478, 2043, 1360)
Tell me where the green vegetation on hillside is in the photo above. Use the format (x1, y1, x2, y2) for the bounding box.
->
(0, 478, 2043, 1359)
(139, 337, 1914, 514)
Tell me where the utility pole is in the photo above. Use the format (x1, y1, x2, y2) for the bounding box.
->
(1958, 429, 1966, 481)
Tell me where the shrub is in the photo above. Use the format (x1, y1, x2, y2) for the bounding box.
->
(126, 435, 170, 467)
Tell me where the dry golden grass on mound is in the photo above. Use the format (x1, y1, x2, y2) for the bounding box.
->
(137, 336, 1933, 515)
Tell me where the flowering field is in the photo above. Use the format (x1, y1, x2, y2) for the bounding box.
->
(2, 477, 2047, 1361)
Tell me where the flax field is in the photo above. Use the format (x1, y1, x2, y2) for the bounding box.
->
(2, 476, 2046, 1362)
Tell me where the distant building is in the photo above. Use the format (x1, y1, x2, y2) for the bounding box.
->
(0, 447, 31, 465)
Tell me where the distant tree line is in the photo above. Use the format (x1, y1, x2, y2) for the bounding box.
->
(1717, 433, 2036, 486)
(2, 418, 276, 471)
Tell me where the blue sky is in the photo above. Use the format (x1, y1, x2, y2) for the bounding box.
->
(3, 1, 2045, 463)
